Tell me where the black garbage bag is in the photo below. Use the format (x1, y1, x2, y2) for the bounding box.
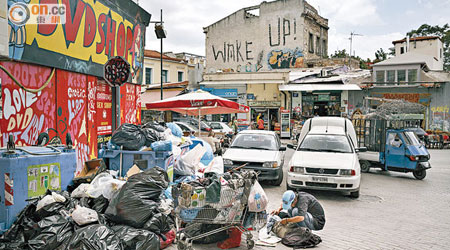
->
(112, 225, 160, 250)
(142, 121, 166, 132)
(184, 223, 228, 244)
(27, 215, 74, 250)
(111, 123, 146, 150)
(89, 196, 109, 214)
(0, 240, 23, 250)
(142, 213, 173, 236)
(36, 191, 73, 220)
(66, 224, 122, 250)
(105, 168, 169, 228)
(141, 127, 162, 146)
(1, 200, 39, 243)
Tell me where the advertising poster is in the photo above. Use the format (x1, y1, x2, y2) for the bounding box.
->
(27, 163, 61, 198)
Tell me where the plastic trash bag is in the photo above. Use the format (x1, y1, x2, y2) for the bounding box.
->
(36, 192, 71, 219)
(72, 205, 98, 226)
(248, 180, 268, 212)
(86, 173, 113, 198)
(141, 127, 162, 146)
(67, 224, 122, 250)
(71, 183, 90, 198)
(1, 201, 39, 245)
(27, 215, 73, 250)
(167, 123, 183, 138)
(174, 144, 206, 176)
(143, 121, 166, 132)
(105, 168, 169, 228)
(36, 192, 66, 211)
(142, 213, 173, 236)
(204, 156, 224, 175)
(89, 196, 110, 214)
(111, 123, 146, 150)
(151, 140, 173, 152)
(184, 223, 228, 244)
(160, 229, 176, 249)
(112, 225, 160, 250)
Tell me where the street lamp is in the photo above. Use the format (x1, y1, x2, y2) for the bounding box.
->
(152, 9, 166, 100)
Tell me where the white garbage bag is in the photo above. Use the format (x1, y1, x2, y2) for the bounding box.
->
(204, 156, 224, 175)
(86, 173, 114, 198)
(36, 192, 66, 211)
(248, 180, 268, 212)
(71, 183, 90, 198)
(72, 205, 98, 226)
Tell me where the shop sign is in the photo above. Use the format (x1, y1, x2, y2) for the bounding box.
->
(247, 94, 255, 100)
(212, 88, 238, 98)
(317, 94, 329, 101)
(248, 101, 281, 107)
(8, 0, 150, 84)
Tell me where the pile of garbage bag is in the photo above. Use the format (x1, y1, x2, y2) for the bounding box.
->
(0, 167, 174, 250)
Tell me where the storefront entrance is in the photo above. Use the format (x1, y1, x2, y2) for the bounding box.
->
(302, 92, 341, 118)
(251, 108, 279, 131)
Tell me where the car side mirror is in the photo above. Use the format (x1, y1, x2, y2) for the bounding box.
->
(287, 144, 296, 149)
(279, 146, 286, 151)
(356, 147, 367, 152)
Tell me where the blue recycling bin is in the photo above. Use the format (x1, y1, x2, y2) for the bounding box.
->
(0, 146, 77, 233)
(101, 149, 173, 176)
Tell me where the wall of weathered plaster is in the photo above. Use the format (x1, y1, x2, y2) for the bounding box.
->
(204, 0, 328, 73)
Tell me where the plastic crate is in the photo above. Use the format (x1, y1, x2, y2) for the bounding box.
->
(0, 146, 77, 233)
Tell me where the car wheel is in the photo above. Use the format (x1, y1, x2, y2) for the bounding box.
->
(350, 189, 360, 198)
(360, 160, 371, 173)
(413, 169, 426, 180)
(271, 169, 283, 186)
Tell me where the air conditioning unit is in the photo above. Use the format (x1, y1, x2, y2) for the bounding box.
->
(0, 0, 8, 58)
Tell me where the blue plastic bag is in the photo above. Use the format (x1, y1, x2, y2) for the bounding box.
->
(167, 123, 183, 138)
(150, 140, 173, 152)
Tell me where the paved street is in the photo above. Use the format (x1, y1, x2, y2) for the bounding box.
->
(170, 147, 450, 250)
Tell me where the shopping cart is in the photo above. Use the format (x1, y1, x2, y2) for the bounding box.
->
(172, 170, 264, 250)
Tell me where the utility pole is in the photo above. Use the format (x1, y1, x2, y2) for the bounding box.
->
(349, 32, 362, 69)
(152, 10, 167, 100)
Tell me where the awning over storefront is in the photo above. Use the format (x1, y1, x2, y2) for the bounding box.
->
(279, 84, 361, 92)
(200, 79, 285, 86)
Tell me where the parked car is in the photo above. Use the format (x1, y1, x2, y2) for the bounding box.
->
(287, 117, 362, 198)
(174, 121, 200, 137)
(223, 130, 286, 186)
(174, 117, 211, 132)
(209, 122, 234, 135)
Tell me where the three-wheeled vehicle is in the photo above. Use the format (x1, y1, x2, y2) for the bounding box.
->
(353, 118, 431, 180)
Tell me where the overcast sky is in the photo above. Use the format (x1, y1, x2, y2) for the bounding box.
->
(140, 0, 450, 60)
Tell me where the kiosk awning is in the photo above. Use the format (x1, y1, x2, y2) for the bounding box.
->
(279, 84, 361, 92)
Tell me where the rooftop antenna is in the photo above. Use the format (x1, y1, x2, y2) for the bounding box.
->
(349, 32, 363, 69)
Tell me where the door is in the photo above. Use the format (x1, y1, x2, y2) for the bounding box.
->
(385, 132, 406, 168)
(314, 102, 328, 116)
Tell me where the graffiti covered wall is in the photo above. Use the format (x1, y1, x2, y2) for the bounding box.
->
(204, 0, 328, 73)
(8, 0, 151, 84)
(0, 61, 141, 174)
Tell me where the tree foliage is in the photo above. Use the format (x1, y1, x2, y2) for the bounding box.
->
(407, 23, 450, 71)
(374, 48, 387, 62)
(330, 49, 348, 58)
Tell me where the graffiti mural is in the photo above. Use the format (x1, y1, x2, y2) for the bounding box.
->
(0, 61, 56, 147)
(431, 105, 450, 131)
(57, 71, 88, 174)
(120, 83, 137, 124)
(267, 48, 304, 69)
(96, 81, 113, 147)
(87, 76, 98, 160)
(8, 0, 150, 84)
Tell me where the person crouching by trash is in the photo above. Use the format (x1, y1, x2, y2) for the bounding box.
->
(271, 190, 325, 231)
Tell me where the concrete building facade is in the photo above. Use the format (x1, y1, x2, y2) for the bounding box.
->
(204, 0, 328, 74)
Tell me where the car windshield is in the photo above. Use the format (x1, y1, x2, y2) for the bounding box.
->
(231, 134, 278, 150)
(298, 134, 352, 153)
(210, 123, 222, 129)
(403, 131, 421, 146)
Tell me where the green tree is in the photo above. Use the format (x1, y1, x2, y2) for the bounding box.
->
(407, 23, 450, 71)
(374, 48, 387, 62)
(330, 49, 349, 58)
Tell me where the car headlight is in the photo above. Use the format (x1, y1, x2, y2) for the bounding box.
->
(340, 169, 356, 176)
(263, 161, 278, 168)
(223, 159, 233, 166)
(290, 166, 305, 173)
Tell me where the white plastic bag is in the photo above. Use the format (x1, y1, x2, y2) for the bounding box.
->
(101, 179, 126, 200)
(174, 144, 206, 176)
(204, 156, 224, 175)
(36, 192, 66, 211)
(71, 183, 90, 198)
(248, 180, 268, 212)
(86, 173, 114, 198)
(72, 205, 98, 226)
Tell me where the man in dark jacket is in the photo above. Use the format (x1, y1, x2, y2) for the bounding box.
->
(272, 190, 325, 231)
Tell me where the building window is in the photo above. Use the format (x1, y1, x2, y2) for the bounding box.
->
(145, 68, 152, 85)
(386, 70, 395, 83)
(322, 39, 327, 57)
(316, 37, 321, 56)
(376, 70, 385, 82)
(397, 70, 406, 82)
(309, 33, 314, 53)
(178, 71, 184, 82)
(162, 70, 168, 83)
(408, 69, 417, 82)
(400, 47, 405, 54)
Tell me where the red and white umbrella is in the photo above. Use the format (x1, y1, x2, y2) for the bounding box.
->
(145, 90, 249, 131)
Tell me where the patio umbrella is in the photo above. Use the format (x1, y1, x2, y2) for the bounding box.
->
(145, 90, 250, 132)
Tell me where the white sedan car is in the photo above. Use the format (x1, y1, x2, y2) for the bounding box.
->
(209, 122, 233, 135)
(223, 130, 286, 185)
